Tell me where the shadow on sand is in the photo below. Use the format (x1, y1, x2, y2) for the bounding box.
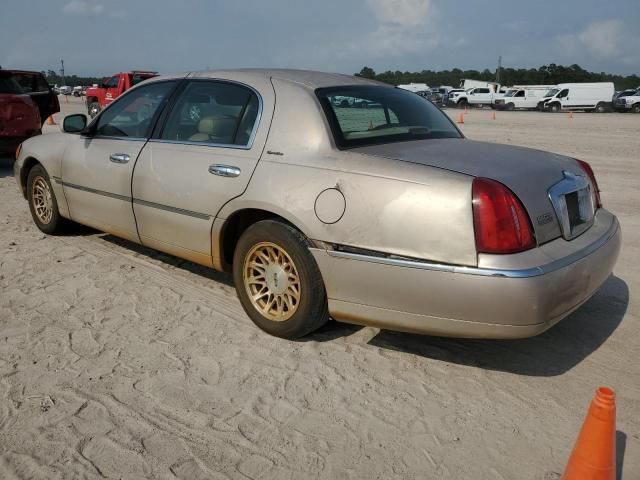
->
(90, 231, 627, 377)
(362, 275, 628, 377)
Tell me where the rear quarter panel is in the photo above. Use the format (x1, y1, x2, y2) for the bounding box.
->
(217, 78, 478, 267)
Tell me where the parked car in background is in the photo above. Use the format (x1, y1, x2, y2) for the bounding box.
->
(14, 69, 620, 340)
(0, 69, 59, 155)
(445, 88, 465, 105)
(85, 70, 157, 117)
(59, 86, 72, 95)
(613, 88, 640, 113)
(538, 83, 615, 112)
(456, 86, 505, 109)
(72, 86, 85, 97)
(493, 86, 554, 111)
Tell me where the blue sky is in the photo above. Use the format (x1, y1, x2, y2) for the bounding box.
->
(1, 0, 639, 77)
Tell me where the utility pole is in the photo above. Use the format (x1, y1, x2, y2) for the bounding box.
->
(60, 58, 65, 86)
(496, 55, 502, 84)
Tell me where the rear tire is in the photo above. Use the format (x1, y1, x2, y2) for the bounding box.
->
(506, 102, 515, 111)
(232, 220, 329, 338)
(27, 164, 70, 235)
(595, 102, 607, 113)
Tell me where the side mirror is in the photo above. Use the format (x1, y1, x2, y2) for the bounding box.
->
(63, 114, 88, 133)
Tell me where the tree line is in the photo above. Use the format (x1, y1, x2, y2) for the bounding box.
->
(355, 64, 640, 91)
(42, 70, 103, 87)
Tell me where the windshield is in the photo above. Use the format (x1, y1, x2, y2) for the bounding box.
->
(544, 88, 559, 98)
(316, 86, 462, 149)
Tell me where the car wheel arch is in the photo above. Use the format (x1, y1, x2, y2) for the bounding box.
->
(19, 157, 43, 198)
(217, 208, 311, 273)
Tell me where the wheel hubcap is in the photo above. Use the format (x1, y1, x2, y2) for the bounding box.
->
(243, 242, 301, 321)
(32, 176, 53, 224)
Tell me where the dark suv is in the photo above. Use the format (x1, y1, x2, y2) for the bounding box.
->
(0, 69, 60, 155)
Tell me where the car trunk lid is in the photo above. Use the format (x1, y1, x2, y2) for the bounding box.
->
(352, 138, 594, 245)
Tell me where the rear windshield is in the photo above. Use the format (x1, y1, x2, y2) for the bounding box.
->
(0, 73, 22, 94)
(316, 86, 462, 148)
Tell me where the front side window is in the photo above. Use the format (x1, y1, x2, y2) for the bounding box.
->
(160, 81, 260, 146)
(104, 76, 119, 88)
(317, 86, 462, 149)
(95, 81, 175, 138)
(558, 89, 569, 98)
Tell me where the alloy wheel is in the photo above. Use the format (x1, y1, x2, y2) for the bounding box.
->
(31, 176, 53, 224)
(243, 242, 301, 322)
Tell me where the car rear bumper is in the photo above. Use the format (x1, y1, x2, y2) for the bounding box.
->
(311, 209, 621, 339)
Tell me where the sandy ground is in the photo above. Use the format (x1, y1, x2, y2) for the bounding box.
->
(0, 96, 639, 479)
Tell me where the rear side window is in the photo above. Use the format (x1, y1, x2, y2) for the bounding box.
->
(160, 81, 260, 147)
(317, 86, 462, 149)
(0, 73, 22, 94)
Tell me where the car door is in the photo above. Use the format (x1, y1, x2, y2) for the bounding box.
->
(557, 88, 570, 109)
(131, 77, 274, 267)
(61, 80, 178, 242)
(103, 75, 120, 106)
(12, 72, 60, 124)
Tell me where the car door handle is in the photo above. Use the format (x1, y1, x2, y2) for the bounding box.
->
(109, 153, 130, 164)
(209, 164, 241, 177)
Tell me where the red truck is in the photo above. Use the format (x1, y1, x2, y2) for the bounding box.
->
(85, 70, 157, 117)
(0, 69, 59, 156)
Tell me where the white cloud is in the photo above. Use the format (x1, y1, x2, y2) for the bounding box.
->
(347, 0, 437, 58)
(578, 20, 624, 57)
(558, 20, 625, 59)
(63, 0, 104, 15)
(367, 0, 431, 27)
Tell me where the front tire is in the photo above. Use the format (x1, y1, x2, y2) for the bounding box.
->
(232, 220, 329, 338)
(632, 104, 640, 114)
(88, 101, 101, 118)
(550, 103, 561, 113)
(27, 164, 69, 235)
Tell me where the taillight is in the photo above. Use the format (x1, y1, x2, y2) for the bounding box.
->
(576, 159, 602, 208)
(472, 177, 536, 254)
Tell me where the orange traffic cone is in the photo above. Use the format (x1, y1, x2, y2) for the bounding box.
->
(492, 111, 496, 120)
(46, 115, 56, 126)
(562, 386, 616, 480)
(568, 111, 573, 119)
(457, 113, 464, 124)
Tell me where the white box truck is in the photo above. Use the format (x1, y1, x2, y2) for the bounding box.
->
(493, 85, 556, 110)
(538, 83, 615, 112)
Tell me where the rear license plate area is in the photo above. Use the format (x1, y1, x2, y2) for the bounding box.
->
(565, 187, 594, 236)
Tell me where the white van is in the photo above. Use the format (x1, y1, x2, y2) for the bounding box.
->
(539, 83, 615, 112)
(494, 86, 553, 110)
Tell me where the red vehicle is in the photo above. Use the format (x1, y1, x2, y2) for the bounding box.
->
(85, 71, 157, 117)
(0, 69, 59, 156)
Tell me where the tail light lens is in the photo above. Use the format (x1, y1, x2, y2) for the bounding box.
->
(576, 159, 602, 208)
(472, 178, 536, 254)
